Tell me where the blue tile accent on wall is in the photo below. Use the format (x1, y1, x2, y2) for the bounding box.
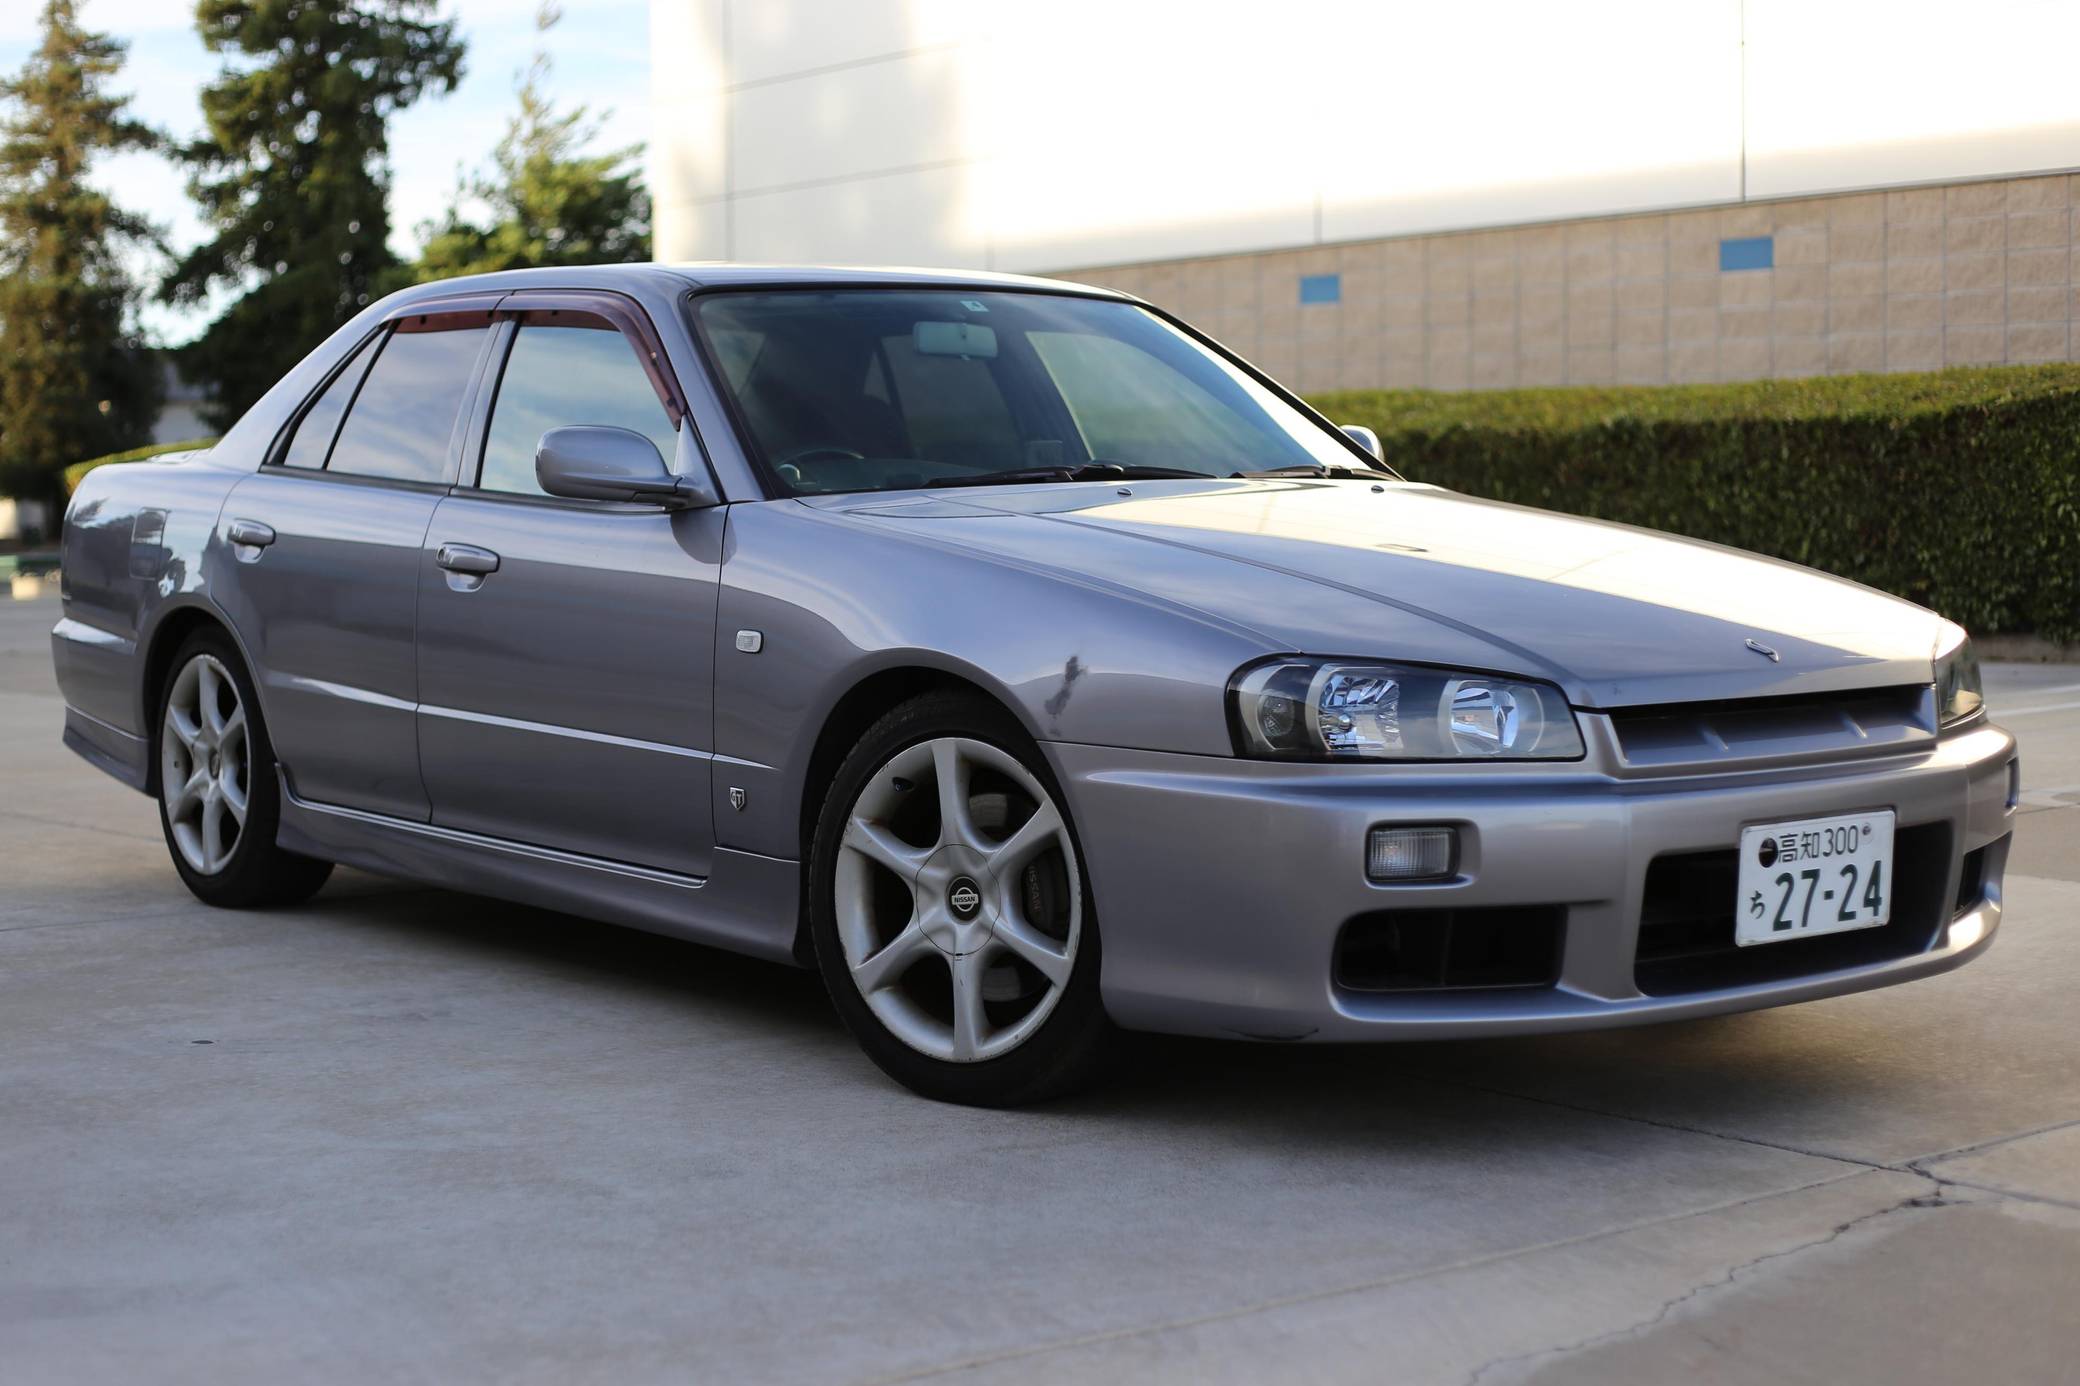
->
(1719, 235, 1774, 272)
(1299, 273, 1342, 304)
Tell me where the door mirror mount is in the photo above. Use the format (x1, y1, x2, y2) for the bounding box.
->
(536, 425, 718, 509)
(1339, 423, 1384, 462)
(670, 423, 722, 508)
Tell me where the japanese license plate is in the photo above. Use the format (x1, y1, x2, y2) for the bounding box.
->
(1735, 810, 1896, 947)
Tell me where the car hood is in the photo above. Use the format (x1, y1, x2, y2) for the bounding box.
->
(812, 479, 1951, 709)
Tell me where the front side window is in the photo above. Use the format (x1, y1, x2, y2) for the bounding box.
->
(325, 321, 489, 484)
(477, 320, 678, 496)
(692, 290, 1377, 496)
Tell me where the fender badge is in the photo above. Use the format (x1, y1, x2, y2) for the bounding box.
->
(1745, 638, 1781, 662)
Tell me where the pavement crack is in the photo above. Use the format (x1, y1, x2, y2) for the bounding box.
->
(1417, 1074, 1885, 1172)
(1905, 1114, 2080, 1171)
(1920, 1176, 2080, 1212)
(868, 1170, 1871, 1385)
(1905, 1131, 2080, 1215)
(1458, 1177, 1950, 1386)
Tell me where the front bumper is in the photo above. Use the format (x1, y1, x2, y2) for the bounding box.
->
(1047, 718, 2018, 1041)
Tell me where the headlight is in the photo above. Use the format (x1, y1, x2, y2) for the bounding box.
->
(1229, 659, 1585, 761)
(1935, 630, 1983, 726)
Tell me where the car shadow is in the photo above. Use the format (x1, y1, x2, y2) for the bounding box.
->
(290, 869, 1860, 1148)
(293, 871, 844, 1035)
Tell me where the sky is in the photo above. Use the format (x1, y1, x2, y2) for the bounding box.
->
(0, 0, 652, 346)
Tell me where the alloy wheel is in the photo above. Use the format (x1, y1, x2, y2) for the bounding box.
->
(160, 653, 250, 876)
(834, 736, 1082, 1063)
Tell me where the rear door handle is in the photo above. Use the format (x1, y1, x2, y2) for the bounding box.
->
(435, 543, 500, 575)
(226, 518, 276, 548)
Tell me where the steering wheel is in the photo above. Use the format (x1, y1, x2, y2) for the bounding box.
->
(775, 443, 866, 469)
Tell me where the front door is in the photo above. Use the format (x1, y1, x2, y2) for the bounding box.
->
(413, 300, 724, 877)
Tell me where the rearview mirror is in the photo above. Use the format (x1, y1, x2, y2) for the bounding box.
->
(914, 321, 998, 359)
(1339, 424, 1383, 462)
(536, 426, 718, 509)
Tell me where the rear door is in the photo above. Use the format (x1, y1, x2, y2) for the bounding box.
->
(216, 302, 497, 819)
(413, 292, 724, 877)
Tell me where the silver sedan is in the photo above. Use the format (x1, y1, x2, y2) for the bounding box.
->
(51, 264, 2017, 1104)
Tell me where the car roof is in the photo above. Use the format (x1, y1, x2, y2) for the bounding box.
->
(665, 263, 1126, 295)
(383, 261, 1133, 308)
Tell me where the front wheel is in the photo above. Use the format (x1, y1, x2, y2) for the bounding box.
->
(155, 630, 333, 909)
(808, 692, 1112, 1105)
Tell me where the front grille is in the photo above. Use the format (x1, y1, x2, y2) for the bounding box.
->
(1633, 822, 1951, 996)
(1335, 907, 1563, 993)
(1606, 686, 1935, 772)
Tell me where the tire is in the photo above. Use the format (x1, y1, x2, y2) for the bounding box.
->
(808, 691, 1113, 1105)
(154, 628, 333, 909)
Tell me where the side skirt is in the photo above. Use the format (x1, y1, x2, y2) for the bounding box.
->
(275, 776, 805, 968)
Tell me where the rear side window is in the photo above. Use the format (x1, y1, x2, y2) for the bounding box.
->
(325, 323, 488, 484)
(280, 333, 379, 470)
(477, 321, 678, 496)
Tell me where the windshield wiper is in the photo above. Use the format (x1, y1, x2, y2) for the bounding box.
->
(928, 461, 1211, 489)
(1232, 462, 1391, 480)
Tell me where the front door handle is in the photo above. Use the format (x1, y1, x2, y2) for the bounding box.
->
(435, 543, 500, 576)
(226, 518, 276, 548)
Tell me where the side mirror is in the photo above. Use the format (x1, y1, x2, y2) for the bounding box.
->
(1339, 423, 1384, 462)
(536, 425, 718, 509)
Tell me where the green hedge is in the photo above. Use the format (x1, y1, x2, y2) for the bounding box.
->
(63, 438, 216, 495)
(47, 370, 2080, 639)
(1309, 366, 2080, 643)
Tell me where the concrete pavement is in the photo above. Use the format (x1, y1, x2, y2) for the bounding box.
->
(3, 589, 2077, 1384)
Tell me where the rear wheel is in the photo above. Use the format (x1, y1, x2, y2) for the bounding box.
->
(155, 630, 332, 909)
(809, 692, 1112, 1105)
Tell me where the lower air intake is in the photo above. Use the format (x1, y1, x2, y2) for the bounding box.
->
(1334, 907, 1564, 993)
(1634, 822, 1951, 996)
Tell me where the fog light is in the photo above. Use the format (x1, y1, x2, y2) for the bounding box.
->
(1367, 826, 1456, 882)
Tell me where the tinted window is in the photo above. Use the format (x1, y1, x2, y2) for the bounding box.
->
(1029, 332, 1249, 471)
(325, 325, 487, 483)
(478, 322, 677, 496)
(707, 327, 763, 392)
(280, 333, 378, 470)
(878, 335, 1019, 467)
(694, 291, 1375, 496)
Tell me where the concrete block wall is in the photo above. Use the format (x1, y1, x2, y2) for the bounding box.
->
(1059, 172, 2080, 395)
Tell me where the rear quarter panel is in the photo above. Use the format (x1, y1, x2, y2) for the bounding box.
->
(55, 454, 248, 750)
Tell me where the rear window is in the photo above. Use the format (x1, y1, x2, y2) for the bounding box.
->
(325, 321, 488, 484)
(280, 333, 379, 470)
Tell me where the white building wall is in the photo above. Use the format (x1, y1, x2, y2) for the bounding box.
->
(649, 0, 2080, 273)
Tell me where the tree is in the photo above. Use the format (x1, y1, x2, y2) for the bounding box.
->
(411, 1, 649, 282)
(0, 0, 163, 504)
(167, 0, 465, 432)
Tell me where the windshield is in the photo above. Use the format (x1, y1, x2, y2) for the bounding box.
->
(691, 289, 1385, 496)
